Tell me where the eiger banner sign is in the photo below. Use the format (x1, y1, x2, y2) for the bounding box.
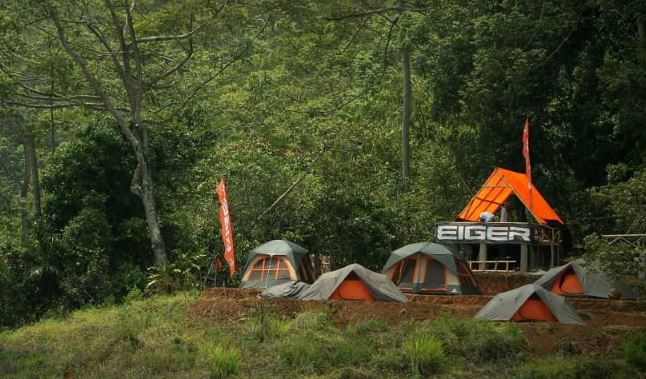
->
(436, 222, 537, 244)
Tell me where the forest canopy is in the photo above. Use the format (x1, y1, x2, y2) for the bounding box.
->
(1, 0, 645, 327)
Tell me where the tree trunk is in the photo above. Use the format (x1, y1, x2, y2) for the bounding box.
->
(130, 142, 167, 267)
(24, 132, 41, 217)
(401, 46, 411, 182)
(400, 0, 412, 183)
(141, 177, 167, 266)
(51, 2, 171, 267)
(20, 139, 31, 246)
(638, 16, 645, 44)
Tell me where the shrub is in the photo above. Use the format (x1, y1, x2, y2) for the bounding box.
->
(403, 335, 445, 377)
(620, 331, 646, 370)
(201, 343, 240, 379)
(124, 287, 143, 304)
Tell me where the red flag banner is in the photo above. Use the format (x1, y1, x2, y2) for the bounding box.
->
(215, 178, 236, 277)
(522, 117, 532, 188)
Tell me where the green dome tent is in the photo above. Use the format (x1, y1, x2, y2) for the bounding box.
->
(240, 240, 316, 289)
(382, 242, 480, 295)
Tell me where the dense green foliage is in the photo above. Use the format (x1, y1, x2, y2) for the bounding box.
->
(0, 294, 643, 378)
(1, 0, 645, 326)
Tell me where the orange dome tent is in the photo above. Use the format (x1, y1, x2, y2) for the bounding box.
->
(298, 264, 407, 302)
(475, 284, 583, 324)
(534, 260, 637, 299)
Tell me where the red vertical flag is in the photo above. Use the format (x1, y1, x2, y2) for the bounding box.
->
(522, 117, 532, 188)
(215, 178, 236, 277)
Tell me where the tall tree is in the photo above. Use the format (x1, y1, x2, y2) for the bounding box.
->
(0, 0, 240, 266)
(399, 0, 411, 183)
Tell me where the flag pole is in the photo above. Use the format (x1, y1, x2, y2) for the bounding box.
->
(522, 117, 533, 215)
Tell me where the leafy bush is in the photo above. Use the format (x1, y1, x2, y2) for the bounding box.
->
(620, 331, 646, 370)
(145, 252, 209, 294)
(582, 234, 644, 279)
(201, 343, 240, 379)
(0, 235, 33, 327)
(403, 335, 445, 376)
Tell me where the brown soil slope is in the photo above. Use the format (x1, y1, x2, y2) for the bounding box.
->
(189, 275, 645, 356)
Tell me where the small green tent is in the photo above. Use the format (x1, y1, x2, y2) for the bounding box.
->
(240, 240, 315, 289)
(382, 242, 480, 295)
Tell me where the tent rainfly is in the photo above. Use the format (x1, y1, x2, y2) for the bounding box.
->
(240, 240, 316, 289)
(298, 264, 407, 302)
(261, 281, 311, 299)
(458, 167, 563, 225)
(382, 242, 480, 295)
(475, 284, 584, 324)
(534, 260, 637, 299)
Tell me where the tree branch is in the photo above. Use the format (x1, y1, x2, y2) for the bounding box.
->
(147, 15, 194, 86)
(50, 6, 138, 149)
(85, 19, 126, 80)
(324, 6, 424, 21)
(255, 147, 327, 221)
(135, 26, 202, 44)
(292, 15, 398, 116)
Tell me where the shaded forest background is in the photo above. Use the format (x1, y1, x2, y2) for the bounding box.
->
(1, 0, 645, 327)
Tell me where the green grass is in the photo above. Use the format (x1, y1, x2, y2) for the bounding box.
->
(620, 331, 646, 370)
(200, 343, 240, 378)
(515, 356, 639, 379)
(404, 335, 445, 376)
(0, 293, 640, 378)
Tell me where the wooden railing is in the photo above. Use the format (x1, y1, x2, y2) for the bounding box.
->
(601, 234, 646, 248)
(468, 260, 517, 272)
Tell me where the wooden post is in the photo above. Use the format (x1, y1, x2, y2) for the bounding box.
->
(478, 244, 487, 270)
(312, 254, 322, 278)
(520, 244, 528, 273)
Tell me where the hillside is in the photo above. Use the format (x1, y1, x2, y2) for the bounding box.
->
(1, 290, 644, 378)
(1, 1, 646, 328)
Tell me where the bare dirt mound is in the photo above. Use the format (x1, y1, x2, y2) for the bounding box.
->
(188, 288, 481, 325)
(520, 323, 641, 356)
(189, 286, 646, 356)
(473, 272, 538, 295)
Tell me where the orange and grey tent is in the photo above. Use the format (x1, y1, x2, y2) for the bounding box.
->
(298, 264, 407, 302)
(458, 168, 563, 225)
(240, 240, 316, 289)
(475, 284, 583, 324)
(382, 242, 480, 295)
(534, 259, 637, 299)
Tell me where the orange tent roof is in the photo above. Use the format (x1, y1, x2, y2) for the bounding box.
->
(458, 168, 563, 225)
